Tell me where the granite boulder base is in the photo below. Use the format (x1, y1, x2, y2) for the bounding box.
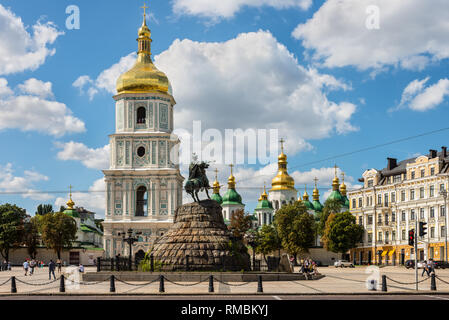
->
(150, 200, 251, 271)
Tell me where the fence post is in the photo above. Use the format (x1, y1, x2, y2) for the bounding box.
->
(381, 275, 387, 292)
(159, 275, 165, 293)
(257, 275, 263, 293)
(115, 256, 120, 272)
(431, 273, 437, 291)
(186, 255, 190, 271)
(10, 276, 16, 293)
(97, 257, 101, 272)
(150, 253, 154, 272)
(110, 258, 114, 271)
(110, 275, 115, 293)
(60, 275, 65, 293)
(208, 275, 214, 293)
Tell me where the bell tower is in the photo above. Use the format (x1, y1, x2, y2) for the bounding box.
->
(102, 5, 184, 259)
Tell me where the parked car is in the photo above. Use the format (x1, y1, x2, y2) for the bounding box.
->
(434, 261, 449, 269)
(334, 260, 354, 268)
(405, 260, 425, 269)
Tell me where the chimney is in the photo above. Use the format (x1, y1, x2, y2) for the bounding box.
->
(429, 149, 437, 158)
(442, 146, 447, 158)
(387, 158, 397, 170)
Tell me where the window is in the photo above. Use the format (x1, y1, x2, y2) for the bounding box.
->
(431, 167, 435, 176)
(137, 146, 145, 157)
(392, 212, 396, 222)
(135, 186, 148, 216)
(430, 185, 435, 197)
(391, 192, 396, 203)
(420, 169, 425, 177)
(441, 226, 446, 237)
(367, 215, 373, 225)
(368, 179, 373, 187)
(358, 216, 363, 225)
(378, 232, 382, 241)
(378, 194, 382, 205)
(410, 209, 415, 220)
(420, 208, 425, 219)
(431, 227, 435, 238)
(402, 229, 406, 240)
(420, 187, 424, 198)
(378, 214, 382, 224)
(368, 233, 373, 243)
(137, 107, 146, 124)
(385, 213, 389, 224)
(411, 171, 415, 179)
(366, 197, 369, 206)
(385, 231, 389, 242)
(401, 190, 406, 201)
(430, 207, 435, 218)
(440, 206, 446, 217)
(352, 199, 356, 208)
(392, 231, 396, 241)
(440, 184, 445, 192)
(384, 193, 388, 206)
(358, 198, 363, 207)
(401, 211, 406, 221)
(393, 175, 401, 183)
(410, 189, 415, 200)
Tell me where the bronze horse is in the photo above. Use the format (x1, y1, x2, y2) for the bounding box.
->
(185, 161, 211, 202)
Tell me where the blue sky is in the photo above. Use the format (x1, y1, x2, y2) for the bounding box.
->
(0, 0, 448, 216)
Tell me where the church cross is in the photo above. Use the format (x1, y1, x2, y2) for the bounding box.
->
(141, 3, 149, 17)
(229, 164, 234, 175)
(341, 171, 345, 182)
(69, 184, 73, 199)
(314, 177, 318, 188)
(280, 138, 285, 153)
(334, 164, 338, 176)
(214, 168, 218, 180)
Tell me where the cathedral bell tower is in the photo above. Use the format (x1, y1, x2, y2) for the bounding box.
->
(102, 5, 184, 259)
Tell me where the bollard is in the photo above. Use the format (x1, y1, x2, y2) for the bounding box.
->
(110, 258, 114, 271)
(150, 254, 154, 272)
(208, 275, 214, 293)
(60, 275, 65, 293)
(257, 275, 263, 293)
(431, 273, 437, 291)
(186, 255, 190, 271)
(110, 275, 116, 293)
(97, 257, 101, 272)
(381, 275, 387, 292)
(11, 276, 16, 293)
(159, 275, 165, 293)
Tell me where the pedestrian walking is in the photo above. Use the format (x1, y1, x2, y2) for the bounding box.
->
(23, 260, 29, 276)
(48, 260, 56, 280)
(29, 259, 36, 275)
(79, 264, 84, 273)
(421, 260, 430, 277)
(7, 261, 11, 271)
(429, 258, 435, 274)
(56, 259, 62, 273)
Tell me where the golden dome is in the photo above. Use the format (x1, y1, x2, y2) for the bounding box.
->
(66, 185, 75, 209)
(116, 13, 171, 95)
(213, 168, 220, 194)
(303, 185, 309, 201)
(228, 164, 236, 189)
(271, 139, 295, 191)
(340, 172, 347, 196)
(259, 184, 269, 201)
(312, 177, 320, 201)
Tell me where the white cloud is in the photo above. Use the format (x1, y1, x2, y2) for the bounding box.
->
(55, 141, 110, 170)
(172, 0, 312, 20)
(395, 77, 449, 112)
(18, 78, 53, 99)
(0, 79, 85, 136)
(0, 163, 52, 201)
(0, 78, 13, 97)
(0, 4, 63, 75)
(292, 0, 449, 71)
(73, 53, 136, 100)
(54, 178, 106, 217)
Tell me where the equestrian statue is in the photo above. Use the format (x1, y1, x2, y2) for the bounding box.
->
(184, 155, 211, 202)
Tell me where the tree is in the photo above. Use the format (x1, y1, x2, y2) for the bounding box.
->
(38, 212, 77, 259)
(59, 206, 66, 213)
(322, 211, 364, 256)
(317, 199, 342, 236)
(274, 202, 316, 262)
(23, 216, 40, 259)
(0, 204, 27, 262)
(229, 209, 252, 240)
(255, 224, 282, 263)
(35, 204, 53, 216)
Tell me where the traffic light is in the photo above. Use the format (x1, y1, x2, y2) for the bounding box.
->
(408, 229, 415, 246)
(419, 221, 428, 237)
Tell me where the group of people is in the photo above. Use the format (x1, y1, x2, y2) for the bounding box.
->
(1, 261, 11, 271)
(288, 256, 319, 275)
(23, 258, 64, 277)
(421, 259, 436, 277)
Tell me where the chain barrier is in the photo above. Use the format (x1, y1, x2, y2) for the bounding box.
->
(324, 274, 366, 283)
(0, 278, 10, 287)
(212, 277, 253, 287)
(164, 277, 208, 287)
(15, 277, 60, 286)
(67, 278, 111, 286)
(435, 275, 449, 285)
(385, 275, 430, 285)
(114, 277, 160, 287)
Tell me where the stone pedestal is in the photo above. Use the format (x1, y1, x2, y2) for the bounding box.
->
(151, 200, 250, 271)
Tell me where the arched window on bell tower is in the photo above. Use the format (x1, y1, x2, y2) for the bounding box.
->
(137, 107, 146, 124)
(136, 186, 148, 216)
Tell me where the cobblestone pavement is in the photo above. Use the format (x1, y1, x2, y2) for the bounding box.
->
(0, 266, 448, 295)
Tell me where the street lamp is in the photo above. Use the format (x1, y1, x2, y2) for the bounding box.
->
(118, 228, 142, 270)
(440, 188, 448, 263)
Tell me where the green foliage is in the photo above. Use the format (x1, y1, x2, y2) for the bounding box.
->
(38, 212, 77, 259)
(317, 198, 342, 236)
(255, 224, 281, 262)
(35, 204, 53, 216)
(94, 219, 104, 232)
(229, 209, 252, 240)
(138, 250, 165, 272)
(322, 211, 364, 254)
(23, 216, 40, 259)
(274, 202, 316, 256)
(0, 204, 27, 261)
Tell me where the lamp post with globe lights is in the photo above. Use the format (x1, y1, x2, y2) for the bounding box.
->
(118, 228, 142, 270)
(440, 188, 448, 263)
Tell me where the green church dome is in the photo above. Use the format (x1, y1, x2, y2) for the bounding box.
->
(312, 200, 324, 212)
(211, 193, 223, 204)
(222, 188, 243, 205)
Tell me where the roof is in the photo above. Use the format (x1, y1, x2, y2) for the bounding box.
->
(222, 188, 244, 205)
